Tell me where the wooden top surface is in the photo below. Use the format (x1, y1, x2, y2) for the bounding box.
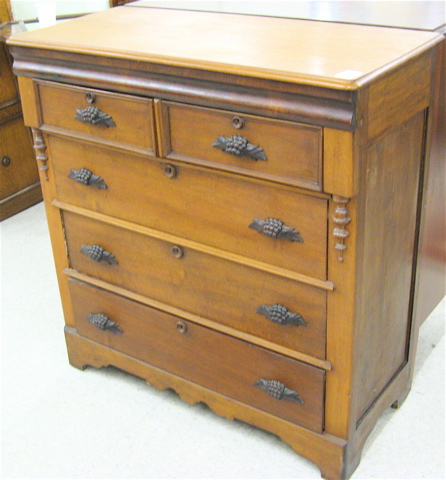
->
(7, 5, 442, 90)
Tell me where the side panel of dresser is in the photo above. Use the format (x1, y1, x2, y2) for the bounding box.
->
(415, 33, 446, 325)
(0, 38, 41, 220)
(324, 49, 436, 475)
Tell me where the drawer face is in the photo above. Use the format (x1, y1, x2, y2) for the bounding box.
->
(158, 101, 323, 190)
(69, 278, 325, 432)
(63, 212, 327, 359)
(36, 81, 156, 153)
(50, 135, 328, 280)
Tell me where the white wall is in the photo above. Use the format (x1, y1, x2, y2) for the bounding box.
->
(11, 0, 110, 22)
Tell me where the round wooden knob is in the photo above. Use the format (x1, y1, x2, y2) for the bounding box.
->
(171, 245, 184, 259)
(176, 321, 188, 334)
(232, 115, 245, 129)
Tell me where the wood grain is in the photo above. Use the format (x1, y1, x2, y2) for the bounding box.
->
(63, 210, 328, 359)
(69, 278, 325, 431)
(37, 80, 156, 155)
(159, 101, 323, 190)
(7, 6, 442, 89)
(48, 134, 328, 280)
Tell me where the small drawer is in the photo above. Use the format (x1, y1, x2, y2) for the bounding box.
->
(36, 81, 156, 154)
(69, 278, 325, 432)
(157, 101, 323, 190)
(63, 211, 327, 359)
(50, 135, 327, 280)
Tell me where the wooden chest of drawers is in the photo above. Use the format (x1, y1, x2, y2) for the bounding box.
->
(8, 5, 443, 479)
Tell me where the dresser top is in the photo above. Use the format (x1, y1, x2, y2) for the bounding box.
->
(8, 5, 442, 90)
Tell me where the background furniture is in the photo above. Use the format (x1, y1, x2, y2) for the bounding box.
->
(8, 5, 443, 479)
(0, 0, 41, 220)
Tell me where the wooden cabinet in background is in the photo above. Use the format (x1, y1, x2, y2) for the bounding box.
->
(0, 21, 41, 221)
(7, 5, 444, 479)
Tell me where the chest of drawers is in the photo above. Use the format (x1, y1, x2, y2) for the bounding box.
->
(7, 5, 443, 479)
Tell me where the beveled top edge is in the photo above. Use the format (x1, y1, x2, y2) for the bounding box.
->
(7, 6, 443, 90)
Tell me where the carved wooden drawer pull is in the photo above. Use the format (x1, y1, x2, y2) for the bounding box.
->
(68, 168, 107, 189)
(249, 217, 303, 242)
(87, 313, 123, 334)
(80, 244, 118, 265)
(254, 379, 304, 404)
(75, 105, 116, 127)
(212, 134, 267, 161)
(257, 304, 306, 327)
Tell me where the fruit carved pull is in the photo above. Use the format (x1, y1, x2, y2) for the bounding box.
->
(257, 304, 306, 327)
(249, 217, 303, 242)
(332, 195, 351, 262)
(87, 313, 123, 334)
(68, 168, 107, 189)
(255, 379, 304, 404)
(212, 135, 267, 161)
(80, 244, 118, 265)
(75, 105, 116, 127)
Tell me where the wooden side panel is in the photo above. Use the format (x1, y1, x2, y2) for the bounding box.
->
(354, 111, 425, 422)
(368, 52, 431, 143)
(415, 38, 446, 325)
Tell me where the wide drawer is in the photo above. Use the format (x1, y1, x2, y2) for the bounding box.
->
(36, 81, 156, 154)
(69, 278, 325, 432)
(157, 101, 323, 190)
(50, 135, 327, 280)
(63, 211, 327, 359)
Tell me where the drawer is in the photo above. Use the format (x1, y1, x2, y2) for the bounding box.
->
(36, 81, 156, 154)
(69, 278, 325, 432)
(50, 135, 327, 280)
(157, 101, 322, 190)
(63, 211, 327, 359)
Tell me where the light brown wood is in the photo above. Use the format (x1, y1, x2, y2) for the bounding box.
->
(48, 133, 328, 279)
(324, 129, 357, 198)
(69, 278, 325, 431)
(54, 199, 335, 292)
(37, 80, 156, 155)
(62, 210, 328, 359)
(158, 101, 323, 190)
(9, 7, 443, 479)
(64, 267, 333, 371)
(367, 52, 431, 142)
(7, 6, 442, 89)
(0, 0, 12, 23)
(64, 324, 347, 479)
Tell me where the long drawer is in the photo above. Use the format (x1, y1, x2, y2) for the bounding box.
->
(69, 278, 325, 432)
(36, 81, 156, 154)
(63, 211, 327, 359)
(50, 134, 328, 280)
(157, 101, 323, 191)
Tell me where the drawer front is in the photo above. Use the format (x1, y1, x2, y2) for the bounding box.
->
(63, 211, 327, 359)
(158, 101, 322, 190)
(37, 81, 156, 153)
(50, 135, 327, 280)
(69, 278, 325, 432)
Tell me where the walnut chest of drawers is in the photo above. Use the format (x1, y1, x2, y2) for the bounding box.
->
(8, 5, 443, 479)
